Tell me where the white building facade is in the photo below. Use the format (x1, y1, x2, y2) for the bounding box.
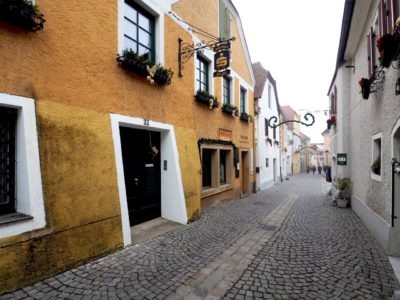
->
(253, 63, 281, 190)
(328, 0, 400, 255)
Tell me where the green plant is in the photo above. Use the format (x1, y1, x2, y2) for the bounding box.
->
(335, 177, 351, 191)
(371, 155, 381, 175)
(121, 49, 150, 64)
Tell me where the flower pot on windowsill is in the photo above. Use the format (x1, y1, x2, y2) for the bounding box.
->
(240, 112, 253, 123)
(0, 0, 45, 31)
(153, 66, 173, 86)
(194, 90, 219, 109)
(221, 104, 239, 116)
(377, 34, 397, 68)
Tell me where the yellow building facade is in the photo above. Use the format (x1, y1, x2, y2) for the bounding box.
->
(0, 0, 254, 292)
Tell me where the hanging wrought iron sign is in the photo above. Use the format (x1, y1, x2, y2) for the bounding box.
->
(268, 112, 315, 129)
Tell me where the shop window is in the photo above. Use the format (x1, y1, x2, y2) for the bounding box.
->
(371, 133, 382, 180)
(201, 146, 233, 194)
(0, 94, 46, 238)
(223, 76, 231, 104)
(196, 55, 210, 92)
(124, 0, 155, 63)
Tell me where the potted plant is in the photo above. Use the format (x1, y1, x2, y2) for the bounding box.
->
(194, 90, 219, 109)
(0, 0, 45, 31)
(221, 103, 239, 116)
(117, 49, 174, 85)
(371, 154, 381, 175)
(240, 112, 253, 123)
(358, 77, 370, 100)
(376, 34, 397, 68)
(335, 177, 351, 208)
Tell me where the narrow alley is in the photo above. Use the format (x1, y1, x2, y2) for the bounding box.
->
(1, 174, 398, 299)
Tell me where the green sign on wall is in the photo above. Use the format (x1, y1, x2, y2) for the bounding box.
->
(337, 153, 347, 166)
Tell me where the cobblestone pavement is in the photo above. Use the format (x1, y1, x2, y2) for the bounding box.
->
(1, 174, 399, 299)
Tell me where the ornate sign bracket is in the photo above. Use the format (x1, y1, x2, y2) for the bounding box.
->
(268, 113, 315, 129)
(178, 37, 235, 77)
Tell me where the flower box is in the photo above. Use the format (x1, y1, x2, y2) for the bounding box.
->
(0, 0, 45, 31)
(221, 103, 239, 116)
(240, 112, 253, 123)
(116, 49, 173, 86)
(194, 90, 219, 109)
(377, 34, 398, 68)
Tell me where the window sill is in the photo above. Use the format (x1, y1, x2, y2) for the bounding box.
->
(201, 184, 233, 198)
(0, 213, 33, 226)
(371, 172, 382, 182)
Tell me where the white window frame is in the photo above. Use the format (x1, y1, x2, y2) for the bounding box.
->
(0, 93, 46, 238)
(118, 0, 165, 64)
(221, 76, 234, 105)
(239, 86, 248, 114)
(194, 43, 214, 95)
(371, 132, 382, 182)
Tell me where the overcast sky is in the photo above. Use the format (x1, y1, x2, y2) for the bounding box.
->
(231, 0, 345, 143)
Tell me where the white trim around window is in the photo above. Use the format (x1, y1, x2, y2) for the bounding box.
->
(371, 132, 382, 182)
(118, 0, 165, 64)
(0, 93, 46, 238)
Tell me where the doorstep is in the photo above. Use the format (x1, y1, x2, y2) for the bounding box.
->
(130, 217, 183, 244)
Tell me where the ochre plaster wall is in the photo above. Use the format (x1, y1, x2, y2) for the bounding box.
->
(0, 1, 202, 292)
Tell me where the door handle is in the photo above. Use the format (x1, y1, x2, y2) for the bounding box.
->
(134, 178, 139, 185)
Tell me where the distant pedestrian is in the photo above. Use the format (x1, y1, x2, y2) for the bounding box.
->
(312, 165, 316, 174)
(318, 165, 322, 174)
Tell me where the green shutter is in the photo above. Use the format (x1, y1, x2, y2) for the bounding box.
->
(219, 0, 230, 41)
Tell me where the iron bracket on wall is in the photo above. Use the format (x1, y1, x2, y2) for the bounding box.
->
(178, 37, 235, 77)
(268, 112, 315, 129)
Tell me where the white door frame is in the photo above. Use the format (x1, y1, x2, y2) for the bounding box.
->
(110, 114, 187, 246)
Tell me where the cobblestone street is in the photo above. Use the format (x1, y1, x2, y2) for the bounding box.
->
(1, 174, 399, 299)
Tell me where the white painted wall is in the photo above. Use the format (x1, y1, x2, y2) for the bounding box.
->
(110, 114, 187, 247)
(256, 81, 280, 190)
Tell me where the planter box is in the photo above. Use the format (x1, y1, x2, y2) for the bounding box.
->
(0, 0, 45, 31)
(240, 113, 252, 123)
(221, 106, 238, 116)
(116, 55, 148, 77)
(336, 198, 348, 208)
(195, 93, 218, 108)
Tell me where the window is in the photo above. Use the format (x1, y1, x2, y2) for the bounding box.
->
(266, 158, 269, 168)
(124, 1, 155, 63)
(371, 133, 382, 180)
(220, 150, 228, 184)
(240, 87, 247, 113)
(223, 77, 231, 104)
(0, 107, 17, 215)
(196, 55, 209, 92)
(273, 127, 276, 140)
(265, 118, 269, 137)
(202, 149, 213, 189)
(268, 84, 272, 109)
(330, 86, 337, 118)
(0, 93, 45, 238)
(219, 0, 231, 40)
(201, 146, 233, 193)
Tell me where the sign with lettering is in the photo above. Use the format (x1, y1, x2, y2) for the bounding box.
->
(219, 128, 232, 142)
(337, 153, 347, 165)
(213, 41, 231, 78)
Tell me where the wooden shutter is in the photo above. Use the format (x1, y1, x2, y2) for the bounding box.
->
(379, 0, 388, 35)
(219, 0, 230, 40)
(367, 30, 374, 77)
(388, 0, 397, 33)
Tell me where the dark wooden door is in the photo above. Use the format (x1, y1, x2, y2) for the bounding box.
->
(120, 127, 161, 226)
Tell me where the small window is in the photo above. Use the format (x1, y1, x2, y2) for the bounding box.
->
(266, 158, 269, 168)
(371, 135, 382, 178)
(196, 56, 209, 92)
(240, 87, 246, 113)
(223, 77, 231, 104)
(124, 0, 155, 63)
(201, 146, 232, 193)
